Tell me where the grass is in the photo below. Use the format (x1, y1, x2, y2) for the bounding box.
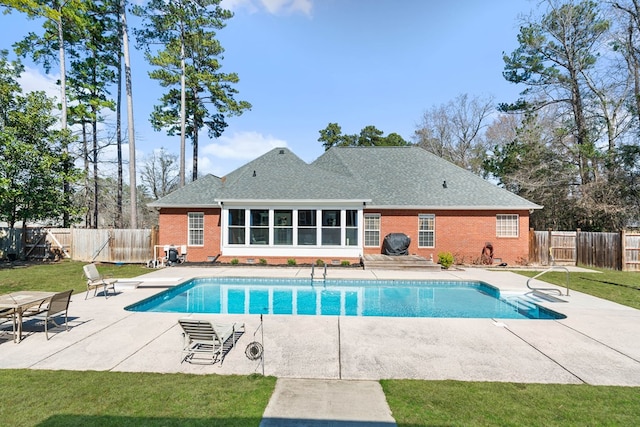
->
(381, 380, 640, 426)
(1, 261, 639, 426)
(0, 370, 276, 426)
(513, 267, 640, 310)
(0, 260, 147, 294)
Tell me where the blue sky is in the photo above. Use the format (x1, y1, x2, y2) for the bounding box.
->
(0, 0, 535, 178)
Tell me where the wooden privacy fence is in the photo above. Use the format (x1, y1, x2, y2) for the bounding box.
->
(0, 227, 158, 264)
(530, 229, 640, 271)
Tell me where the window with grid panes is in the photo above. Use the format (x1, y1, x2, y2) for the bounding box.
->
(418, 214, 435, 247)
(364, 214, 380, 247)
(496, 214, 519, 237)
(188, 212, 204, 246)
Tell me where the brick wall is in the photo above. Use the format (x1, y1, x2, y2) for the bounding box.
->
(364, 209, 530, 265)
(158, 208, 530, 266)
(157, 208, 221, 262)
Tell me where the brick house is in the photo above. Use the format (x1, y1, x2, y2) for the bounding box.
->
(149, 146, 541, 265)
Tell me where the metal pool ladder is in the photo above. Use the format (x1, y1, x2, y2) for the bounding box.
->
(311, 263, 327, 282)
(526, 265, 570, 296)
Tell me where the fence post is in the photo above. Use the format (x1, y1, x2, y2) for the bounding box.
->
(575, 228, 581, 267)
(547, 228, 552, 266)
(529, 228, 534, 264)
(621, 229, 627, 271)
(151, 226, 159, 259)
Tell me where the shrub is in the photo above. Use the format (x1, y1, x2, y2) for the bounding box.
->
(287, 258, 297, 266)
(341, 260, 351, 266)
(315, 259, 325, 266)
(230, 258, 239, 265)
(438, 252, 454, 269)
(259, 258, 267, 265)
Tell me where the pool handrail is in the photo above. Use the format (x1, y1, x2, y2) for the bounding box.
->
(526, 265, 570, 296)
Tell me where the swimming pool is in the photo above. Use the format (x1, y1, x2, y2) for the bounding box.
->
(125, 277, 565, 320)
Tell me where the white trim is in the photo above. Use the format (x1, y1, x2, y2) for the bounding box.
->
(364, 204, 541, 210)
(219, 199, 369, 206)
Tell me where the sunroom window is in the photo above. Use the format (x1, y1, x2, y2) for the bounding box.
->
(228, 209, 245, 245)
(274, 210, 293, 245)
(298, 210, 317, 245)
(322, 210, 341, 245)
(250, 209, 269, 245)
(345, 210, 358, 246)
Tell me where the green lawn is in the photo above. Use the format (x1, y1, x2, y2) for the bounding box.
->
(0, 260, 147, 294)
(514, 267, 640, 310)
(1, 261, 639, 426)
(382, 380, 640, 426)
(0, 370, 276, 426)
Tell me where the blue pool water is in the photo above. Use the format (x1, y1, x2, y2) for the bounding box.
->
(125, 277, 565, 320)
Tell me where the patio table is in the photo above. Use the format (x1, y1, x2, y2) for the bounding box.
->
(0, 291, 55, 343)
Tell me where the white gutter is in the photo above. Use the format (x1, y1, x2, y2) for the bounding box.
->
(363, 204, 543, 210)
(217, 199, 372, 206)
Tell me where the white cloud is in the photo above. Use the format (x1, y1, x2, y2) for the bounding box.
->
(221, 0, 258, 13)
(222, 0, 312, 16)
(199, 130, 288, 175)
(19, 66, 60, 98)
(202, 130, 287, 159)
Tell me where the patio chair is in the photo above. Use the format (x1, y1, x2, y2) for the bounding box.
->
(23, 289, 73, 340)
(83, 263, 117, 299)
(0, 308, 17, 340)
(178, 318, 244, 364)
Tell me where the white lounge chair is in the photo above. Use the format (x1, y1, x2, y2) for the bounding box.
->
(83, 264, 117, 299)
(178, 318, 244, 364)
(23, 289, 73, 340)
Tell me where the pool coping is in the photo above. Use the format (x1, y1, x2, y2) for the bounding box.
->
(1, 266, 639, 386)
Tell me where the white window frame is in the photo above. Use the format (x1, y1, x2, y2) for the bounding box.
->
(188, 212, 204, 246)
(418, 214, 435, 248)
(364, 213, 381, 247)
(496, 214, 519, 237)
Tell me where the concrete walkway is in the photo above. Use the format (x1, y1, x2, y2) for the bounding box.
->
(260, 379, 396, 427)
(1, 265, 639, 425)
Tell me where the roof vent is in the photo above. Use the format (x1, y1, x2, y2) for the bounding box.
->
(442, 180, 447, 189)
(252, 170, 256, 177)
(279, 149, 285, 154)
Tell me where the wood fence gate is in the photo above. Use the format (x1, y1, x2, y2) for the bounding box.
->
(623, 232, 640, 272)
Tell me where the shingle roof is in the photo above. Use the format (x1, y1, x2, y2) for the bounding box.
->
(312, 146, 542, 209)
(216, 147, 369, 201)
(149, 146, 542, 210)
(147, 174, 223, 207)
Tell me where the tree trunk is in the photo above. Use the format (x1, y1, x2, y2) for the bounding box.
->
(179, 30, 187, 187)
(82, 124, 90, 227)
(121, 0, 137, 228)
(192, 112, 198, 181)
(116, 0, 124, 228)
(56, 2, 70, 227)
(92, 108, 99, 229)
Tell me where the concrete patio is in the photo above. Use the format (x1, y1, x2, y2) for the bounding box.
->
(1, 265, 639, 386)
